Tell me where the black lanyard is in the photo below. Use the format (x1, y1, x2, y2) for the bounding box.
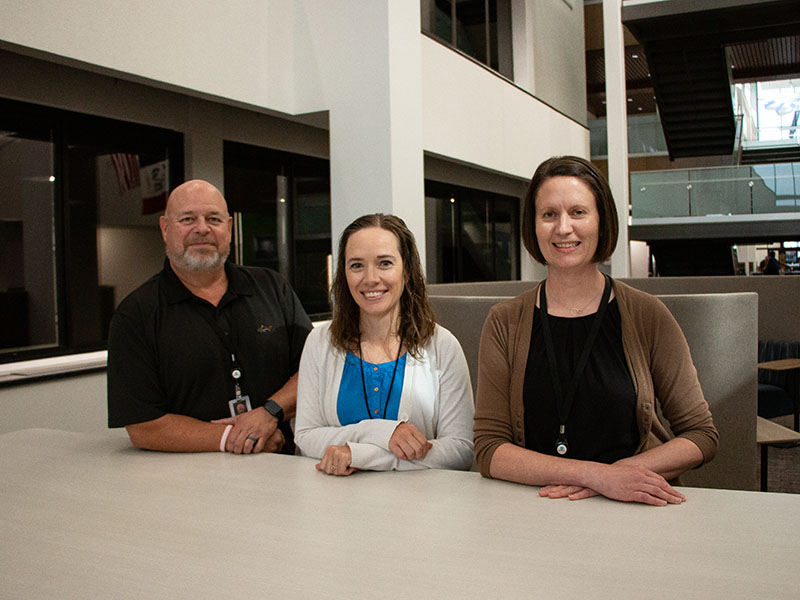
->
(539, 274, 612, 456)
(358, 336, 402, 420)
(195, 306, 245, 399)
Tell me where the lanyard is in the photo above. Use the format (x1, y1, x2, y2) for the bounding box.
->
(539, 274, 612, 455)
(358, 336, 402, 420)
(195, 307, 245, 399)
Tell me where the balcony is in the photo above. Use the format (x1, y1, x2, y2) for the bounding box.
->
(630, 162, 800, 243)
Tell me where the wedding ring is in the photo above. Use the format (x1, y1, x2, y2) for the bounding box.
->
(247, 435, 258, 444)
(330, 465, 337, 473)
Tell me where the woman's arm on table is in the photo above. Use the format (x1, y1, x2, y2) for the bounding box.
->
(490, 443, 685, 506)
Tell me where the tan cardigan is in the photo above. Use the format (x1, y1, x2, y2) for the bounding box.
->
(473, 278, 719, 478)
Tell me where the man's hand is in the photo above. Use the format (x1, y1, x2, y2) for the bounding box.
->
(316, 445, 357, 476)
(388, 423, 432, 461)
(212, 405, 280, 454)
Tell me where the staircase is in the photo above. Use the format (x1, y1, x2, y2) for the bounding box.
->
(623, 0, 800, 160)
(741, 144, 800, 165)
(647, 43, 736, 159)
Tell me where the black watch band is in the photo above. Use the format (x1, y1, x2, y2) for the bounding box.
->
(263, 399, 284, 423)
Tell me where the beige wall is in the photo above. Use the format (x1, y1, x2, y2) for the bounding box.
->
(0, 371, 114, 435)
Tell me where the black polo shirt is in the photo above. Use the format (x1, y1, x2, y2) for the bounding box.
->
(107, 260, 312, 431)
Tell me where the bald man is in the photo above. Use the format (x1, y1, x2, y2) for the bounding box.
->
(107, 180, 312, 454)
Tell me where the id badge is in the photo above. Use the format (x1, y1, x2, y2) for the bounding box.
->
(228, 395, 252, 417)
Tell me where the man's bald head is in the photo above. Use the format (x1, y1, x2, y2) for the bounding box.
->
(165, 180, 229, 219)
(160, 180, 232, 273)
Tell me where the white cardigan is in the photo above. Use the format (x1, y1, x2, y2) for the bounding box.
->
(294, 322, 474, 471)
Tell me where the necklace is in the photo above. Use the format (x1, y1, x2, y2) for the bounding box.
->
(357, 335, 402, 420)
(546, 281, 604, 316)
(539, 275, 612, 456)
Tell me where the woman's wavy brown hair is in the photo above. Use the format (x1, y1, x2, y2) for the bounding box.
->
(329, 214, 435, 358)
(521, 155, 619, 265)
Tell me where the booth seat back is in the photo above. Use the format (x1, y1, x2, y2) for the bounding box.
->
(430, 292, 759, 491)
(429, 276, 800, 343)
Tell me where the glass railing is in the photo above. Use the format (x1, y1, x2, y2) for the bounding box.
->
(590, 114, 668, 158)
(631, 162, 800, 218)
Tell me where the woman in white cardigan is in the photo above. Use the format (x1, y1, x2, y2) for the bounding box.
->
(295, 214, 474, 474)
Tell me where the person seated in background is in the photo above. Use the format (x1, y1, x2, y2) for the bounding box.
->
(107, 180, 312, 454)
(474, 156, 718, 506)
(295, 214, 474, 475)
(761, 250, 781, 275)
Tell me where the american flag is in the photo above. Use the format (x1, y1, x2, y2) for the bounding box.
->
(110, 153, 141, 193)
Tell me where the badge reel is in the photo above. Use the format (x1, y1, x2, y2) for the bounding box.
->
(227, 367, 252, 416)
(555, 425, 568, 456)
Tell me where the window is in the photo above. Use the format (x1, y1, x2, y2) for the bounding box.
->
(421, 0, 513, 79)
(425, 180, 519, 283)
(0, 98, 183, 362)
(223, 141, 331, 319)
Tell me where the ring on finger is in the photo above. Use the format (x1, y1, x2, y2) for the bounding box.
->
(246, 435, 259, 446)
(330, 465, 337, 473)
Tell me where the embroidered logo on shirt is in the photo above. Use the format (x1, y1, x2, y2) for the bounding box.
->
(257, 324, 273, 333)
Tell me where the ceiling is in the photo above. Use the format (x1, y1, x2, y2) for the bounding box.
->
(587, 2, 800, 122)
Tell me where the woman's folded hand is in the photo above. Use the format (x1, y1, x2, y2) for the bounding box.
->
(316, 444, 358, 476)
(389, 423, 433, 460)
(590, 463, 686, 506)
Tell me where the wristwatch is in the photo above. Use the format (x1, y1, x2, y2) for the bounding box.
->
(262, 399, 284, 423)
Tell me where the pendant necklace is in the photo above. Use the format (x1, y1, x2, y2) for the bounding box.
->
(539, 275, 612, 456)
(550, 285, 603, 316)
(358, 335, 402, 420)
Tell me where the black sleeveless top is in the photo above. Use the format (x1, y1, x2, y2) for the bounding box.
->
(522, 299, 638, 463)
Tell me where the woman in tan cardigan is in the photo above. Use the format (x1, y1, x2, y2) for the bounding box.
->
(473, 156, 718, 506)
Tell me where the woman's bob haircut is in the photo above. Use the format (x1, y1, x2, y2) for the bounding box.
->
(521, 155, 618, 265)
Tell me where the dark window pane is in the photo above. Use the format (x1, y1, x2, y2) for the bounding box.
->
(0, 98, 183, 363)
(224, 141, 332, 319)
(425, 179, 520, 283)
(0, 128, 57, 353)
(421, 1, 512, 78)
(455, 0, 488, 64)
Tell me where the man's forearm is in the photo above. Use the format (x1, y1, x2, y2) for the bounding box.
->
(268, 372, 299, 420)
(126, 414, 229, 452)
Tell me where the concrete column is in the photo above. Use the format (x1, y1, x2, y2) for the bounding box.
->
(510, 0, 536, 94)
(603, 0, 630, 277)
(325, 1, 425, 266)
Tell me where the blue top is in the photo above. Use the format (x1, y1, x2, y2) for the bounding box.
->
(337, 352, 407, 425)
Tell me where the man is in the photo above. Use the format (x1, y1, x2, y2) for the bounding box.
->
(762, 250, 781, 275)
(107, 180, 312, 454)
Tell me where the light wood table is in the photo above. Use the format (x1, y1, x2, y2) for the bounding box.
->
(2, 429, 799, 599)
(757, 416, 800, 491)
(758, 358, 800, 430)
(757, 358, 800, 371)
